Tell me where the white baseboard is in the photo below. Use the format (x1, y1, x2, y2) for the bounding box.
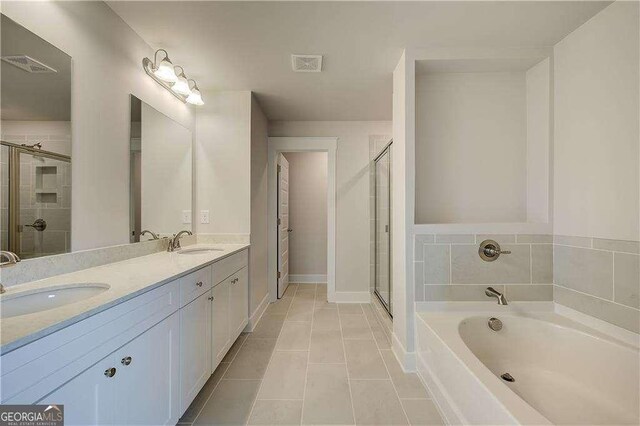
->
(245, 293, 270, 332)
(392, 332, 417, 372)
(289, 274, 327, 283)
(333, 291, 371, 303)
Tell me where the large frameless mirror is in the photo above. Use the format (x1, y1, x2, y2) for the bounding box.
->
(1, 14, 72, 259)
(129, 95, 193, 243)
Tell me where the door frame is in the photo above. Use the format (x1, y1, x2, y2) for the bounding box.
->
(267, 137, 337, 303)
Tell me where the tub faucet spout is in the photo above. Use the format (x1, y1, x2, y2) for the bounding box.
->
(485, 287, 508, 305)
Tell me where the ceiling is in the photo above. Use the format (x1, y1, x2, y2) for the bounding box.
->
(1, 14, 72, 122)
(108, 1, 611, 121)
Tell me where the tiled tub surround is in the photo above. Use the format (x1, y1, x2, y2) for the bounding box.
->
(0, 241, 246, 352)
(553, 235, 640, 333)
(415, 234, 553, 303)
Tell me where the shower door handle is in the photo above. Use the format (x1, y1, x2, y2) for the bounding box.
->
(385, 225, 389, 233)
(24, 218, 47, 232)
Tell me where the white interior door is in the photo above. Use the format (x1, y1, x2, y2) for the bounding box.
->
(277, 154, 290, 298)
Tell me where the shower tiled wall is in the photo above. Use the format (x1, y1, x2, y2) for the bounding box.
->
(414, 233, 553, 302)
(415, 232, 640, 334)
(1, 123, 72, 257)
(553, 235, 639, 333)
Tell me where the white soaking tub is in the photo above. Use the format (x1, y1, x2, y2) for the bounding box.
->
(415, 305, 639, 425)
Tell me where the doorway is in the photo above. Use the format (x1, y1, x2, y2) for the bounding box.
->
(268, 137, 337, 303)
(374, 142, 392, 316)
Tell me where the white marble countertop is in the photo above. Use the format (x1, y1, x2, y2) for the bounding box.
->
(0, 243, 249, 354)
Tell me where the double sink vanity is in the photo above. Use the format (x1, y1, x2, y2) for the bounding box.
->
(0, 243, 250, 425)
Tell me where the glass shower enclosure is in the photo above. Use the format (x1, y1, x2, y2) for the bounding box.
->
(374, 143, 392, 316)
(1, 141, 71, 259)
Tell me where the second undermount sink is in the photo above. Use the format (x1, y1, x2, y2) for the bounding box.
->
(178, 246, 224, 255)
(1, 283, 110, 318)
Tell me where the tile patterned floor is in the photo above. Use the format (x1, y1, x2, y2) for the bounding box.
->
(179, 283, 444, 425)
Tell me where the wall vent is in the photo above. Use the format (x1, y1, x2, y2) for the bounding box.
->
(1, 55, 57, 73)
(291, 54, 323, 72)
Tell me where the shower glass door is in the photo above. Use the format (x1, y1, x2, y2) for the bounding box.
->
(1, 142, 71, 259)
(374, 144, 392, 315)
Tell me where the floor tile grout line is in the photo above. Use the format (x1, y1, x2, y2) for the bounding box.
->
(299, 282, 318, 424)
(337, 298, 358, 425)
(190, 356, 233, 424)
(362, 304, 412, 425)
(246, 282, 302, 425)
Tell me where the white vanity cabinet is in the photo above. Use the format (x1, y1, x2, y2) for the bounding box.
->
(211, 279, 230, 364)
(229, 267, 249, 339)
(210, 250, 249, 370)
(179, 291, 212, 413)
(37, 312, 180, 426)
(0, 247, 249, 425)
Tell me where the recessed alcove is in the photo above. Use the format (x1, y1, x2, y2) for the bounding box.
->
(414, 56, 551, 227)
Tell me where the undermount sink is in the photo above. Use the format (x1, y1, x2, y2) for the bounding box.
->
(178, 246, 224, 255)
(1, 283, 110, 318)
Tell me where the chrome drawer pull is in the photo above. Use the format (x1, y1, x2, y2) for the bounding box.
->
(208, 296, 214, 301)
(104, 367, 116, 378)
(196, 281, 203, 287)
(121, 356, 132, 366)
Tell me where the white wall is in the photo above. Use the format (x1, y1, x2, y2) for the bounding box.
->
(196, 91, 251, 236)
(2, 1, 195, 251)
(269, 121, 392, 293)
(526, 58, 551, 224)
(415, 72, 527, 224)
(553, 0, 639, 241)
(250, 95, 269, 315)
(283, 152, 328, 277)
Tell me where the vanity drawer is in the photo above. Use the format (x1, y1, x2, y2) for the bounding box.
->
(212, 250, 248, 286)
(180, 266, 213, 307)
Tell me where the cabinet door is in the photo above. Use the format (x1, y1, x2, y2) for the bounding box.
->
(211, 280, 230, 367)
(37, 355, 117, 426)
(115, 312, 180, 425)
(179, 291, 212, 413)
(229, 267, 249, 339)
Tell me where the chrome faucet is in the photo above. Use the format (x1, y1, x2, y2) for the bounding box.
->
(168, 230, 193, 252)
(140, 230, 160, 240)
(0, 250, 21, 267)
(485, 287, 508, 305)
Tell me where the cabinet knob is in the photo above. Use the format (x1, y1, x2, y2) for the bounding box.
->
(196, 281, 203, 287)
(104, 367, 117, 378)
(208, 296, 214, 301)
(121, 356, 132, 366)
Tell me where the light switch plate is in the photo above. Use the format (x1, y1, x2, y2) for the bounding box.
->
(182, 210, 192, 224)
(200, 210, 210, 224)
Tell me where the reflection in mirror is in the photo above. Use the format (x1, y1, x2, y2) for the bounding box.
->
(1, 14, 72, 259)
(129, 95, 192, 243)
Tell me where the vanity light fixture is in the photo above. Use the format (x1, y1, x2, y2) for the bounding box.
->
(186, 79, 204, 106)
(142, 49, 204, 105)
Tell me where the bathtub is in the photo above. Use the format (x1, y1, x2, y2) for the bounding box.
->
(415, 305, 639, 425)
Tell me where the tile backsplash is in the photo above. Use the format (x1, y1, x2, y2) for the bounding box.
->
(553, 235, 639, 333)
(414, 233, 553, 303)
(415, 232, 640, 334)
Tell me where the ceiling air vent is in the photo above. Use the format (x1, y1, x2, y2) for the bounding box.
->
(291, 54, 323, 72)
(1, 55, 57, 73)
